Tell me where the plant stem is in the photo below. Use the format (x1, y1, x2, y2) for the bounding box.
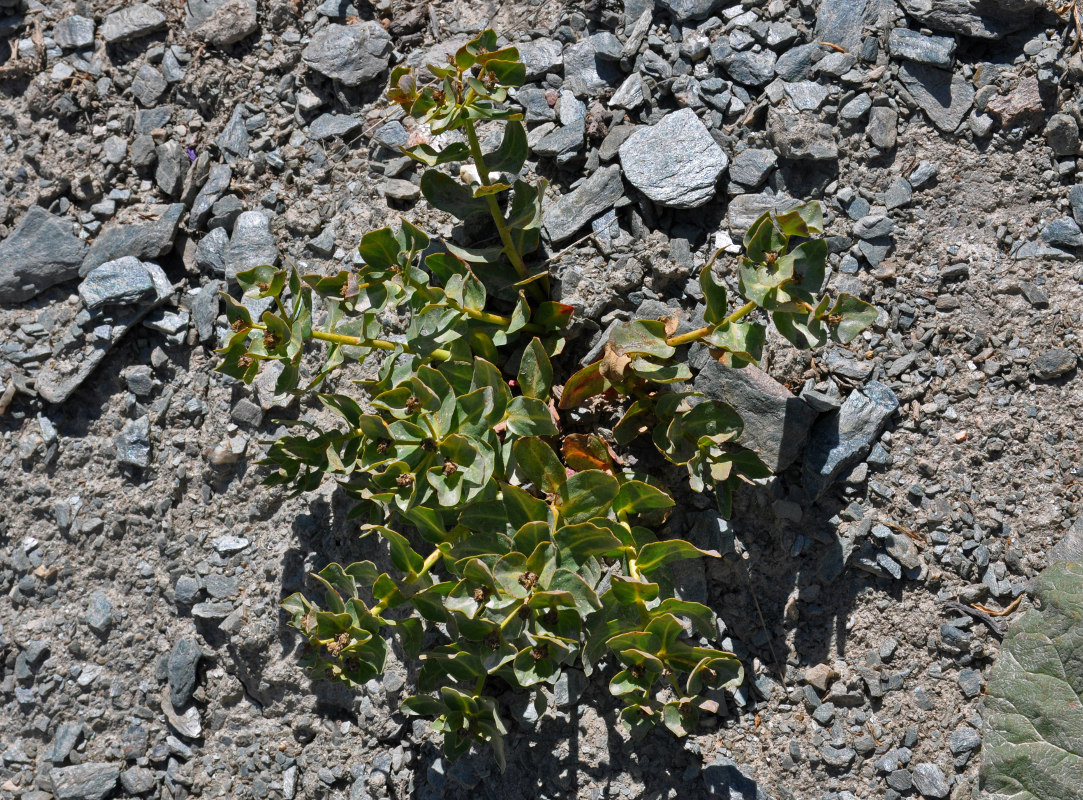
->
(464, 119, 530, 282)
(370, 547, 445, 616)
(664, 301, 757, 348)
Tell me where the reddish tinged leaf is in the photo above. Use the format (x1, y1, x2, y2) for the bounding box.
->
(557, 360, 607, 409)
(562, 434, 613, 472)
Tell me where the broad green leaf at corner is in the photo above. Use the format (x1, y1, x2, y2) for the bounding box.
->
(982, 561, 1083, 800)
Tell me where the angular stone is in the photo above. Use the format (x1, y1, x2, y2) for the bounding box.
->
(898, 63, 974, 133)
(544, 164, 624, 245)
(803, 381, 899, 500)
(816, 0, 893, 53)
(196, 227, 230, 274)
(225, 211, 277, 281)
(1041, 217, 1083, 248)
(888, 28, 956, 67)
(301, 22, 391, 87)
(155, 141, 189, 197)
(726, 193, 793, 231)
(81, 204, 185, 275)
(168, 637, 202, 707)
(899, 0, 1042, 39)
(54, 16, 95, 50)
(1030, 348, 1077, 380)
(86, 591, 113, 635)
(1045, 113, 1080, 156)
(308, 113, 363, 141)
(986, 76, 1043, 129)
(101, 4, 167, 43)
(517, 38, 562, 81)
(775, 42, 820, 82)
(132, 64, 168, 107)
(116, 416, 151, 469)
(768, 108, 838, 160)
(195, 0, 257, 46)
(50, 763, 120, 800)
(867, 106, 899, 149)
(216, 104, 250, 164)
(48, 723, 85, 764)
(120, 766, 156, 795)
(694, 361, 816, 472)
(618, 109, 727, 208)
(609, 72, 645, 110)
(79, 257, 156, 308)
(911, 762, 950, 798)
(657, 0, 723, 20)
(562, 39, 621, 97)
(190, 165, 232, 230)
(728, 148, 777, 188)
(0, 206, 87, 303)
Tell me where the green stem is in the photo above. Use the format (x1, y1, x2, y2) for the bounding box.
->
(370, 547, 444, 616)
(474, 676, 486, 695)
(664, 301, 757, 348)
(464, 119, 530, 282)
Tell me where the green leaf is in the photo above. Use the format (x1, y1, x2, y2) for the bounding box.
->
(474, 182, 512, 198)
(828, 293, 878, 344)
(420, 171, 489, 220)
(655, 598, 716, 639)
(635, 539, 719, 575)
(483, 56, 526, 87)
(402, 694, 446, 717)
(518, 338, 552, 400)
(236, 265, 286, 299)
(557, 470, 619, 523)
(704, 320, 766, 367)
(402, 141, 472, 166)
(505, 395, 558, 437)
(553, 521, 623, 562)
(788, 239, 828, 295)
(608, 576, 660, 605)
(613, 481, 675, 517)
(506, 179, 546, 230)
(512, 437, 566, 495)
(367, 526, 426, 575)
(357, 227, 401, 270)
(502, 483, 549, 530)
(700, 264, 728, 325)
(613, 399, 654, 446)
(627, 357, 692, 384)
(982, 561, 1083, 800)
(773, 200, 824, 238)
(610, 320, 675, 359)
(743, 211, 788, 264)
(512, 520, 551, 556)
(397, 219, 430, 253)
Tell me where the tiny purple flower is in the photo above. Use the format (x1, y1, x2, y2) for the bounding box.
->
(186, 147, 197, 163)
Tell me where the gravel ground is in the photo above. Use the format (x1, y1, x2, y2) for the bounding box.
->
(1, 0, 1081, 798)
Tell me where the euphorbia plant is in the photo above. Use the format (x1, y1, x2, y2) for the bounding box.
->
(214, 31, 876, 769)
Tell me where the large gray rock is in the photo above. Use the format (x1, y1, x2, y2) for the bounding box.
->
(544, 165, 624, 245)
(897, 62, 974, 132)
(79, 257, 169, 309)
(517, 38, 562, 81)
(80, 204, 185, 275)
(168, 637, 203, 707)
(216, 104, 250, 163)
(195, 0, 257, 45)
(815, 0, 893, 53)
(694, 361, 816, 472)
(226, 211, 277, 281)
(101, 4, 167, 43)
(767, 108, 839, 161)
(899, 0, 1043, 39)
(888, 28, 957, 67)
(301, 22, 391, 86)
(308, 113, 364, 141)
(618, 109, 727, 209)
(803, 381, 898, 500)
(53, 16, 95, 50)
(190, 165, 233, 230)
(562, 39, 622, 97)
(50, 763, 120, 800)
(0, 206, 87, 303)
(657, 0, 724, 21)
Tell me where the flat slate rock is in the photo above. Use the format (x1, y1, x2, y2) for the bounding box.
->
(101, 4, 167, 43)
(301, 22, 391, 87)
(226, 211, 278, 281)
(618, 108, 727, 209)
(79, 257, 170, 309)
(694, 361, 816, 472)
(815, 0, 893, 53)
(50, 762, 120, 800)
(898, 62, 974, 133)
(80, 204, 185, 276)
(803, 381, 899, 500)
(308, 112, 364, 140)
(899, 0, 1043, 39)
(0, 206, 87, 303)
(544, 164, 624, 244)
